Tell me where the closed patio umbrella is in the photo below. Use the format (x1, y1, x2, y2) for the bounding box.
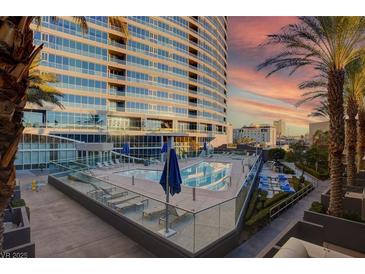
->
(159, 148, 182, 237)
(123, 143, 130, 164)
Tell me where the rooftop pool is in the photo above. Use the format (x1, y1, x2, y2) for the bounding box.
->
(116, 161, 232, 191)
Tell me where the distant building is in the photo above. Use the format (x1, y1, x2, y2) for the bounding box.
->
(234, 124, 277, 148)
(273, 120, 286, 137)
(309, 121, 329, 144)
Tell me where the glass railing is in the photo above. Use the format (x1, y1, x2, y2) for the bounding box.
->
(48, 152, 262, 254)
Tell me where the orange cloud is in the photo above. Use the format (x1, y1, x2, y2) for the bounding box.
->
(229, 65, 318, 106)
(228, 17, 298, 50)
(228, 96, 321, 127)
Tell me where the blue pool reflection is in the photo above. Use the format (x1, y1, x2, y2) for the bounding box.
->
(116, 161, 232, 191)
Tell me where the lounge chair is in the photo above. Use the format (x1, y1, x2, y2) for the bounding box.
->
(103, 161, 111, 168)
(115, 197, 148, 212)
(107, 193, 140, 206)
(96, 162, 106, 169)
(109, 160, 118, 167)
(143, 204, 166, 219)
(159, 207, 188, 227)
(114, 158, 122, 167)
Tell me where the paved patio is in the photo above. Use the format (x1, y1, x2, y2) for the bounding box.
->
(17, 170, 154, 258)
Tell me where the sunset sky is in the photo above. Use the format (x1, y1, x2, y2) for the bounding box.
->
(227, 17, 325, 136)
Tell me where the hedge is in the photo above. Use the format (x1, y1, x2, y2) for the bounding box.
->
(295, 162, 329, 180)
(244, 189, 259, 221)
(309, 201, 324, 214)
(263, 192, 290, 208)
(245, 208, 270, 227)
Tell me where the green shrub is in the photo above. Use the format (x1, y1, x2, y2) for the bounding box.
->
(344, 211, 363, 223)
(289, 177, 301, 192)
(10, 198, 26, 208)
(295, 162, 329, 180)
(244, 189, 259, 221)
(268, 148, 286, 161)
(309, 201, 324, 214)
(245, 208, 270, 227)
(263, 192, 290, 208)
(282, 165, 295, 174)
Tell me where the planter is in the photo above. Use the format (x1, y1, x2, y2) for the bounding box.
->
(303, 210, 365, 254)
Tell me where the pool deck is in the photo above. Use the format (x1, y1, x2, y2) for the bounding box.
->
(88, 154, 256, 213)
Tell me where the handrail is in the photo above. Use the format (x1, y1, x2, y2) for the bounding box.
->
(269, 183, 314, 220)
(49, 152, 263, 219)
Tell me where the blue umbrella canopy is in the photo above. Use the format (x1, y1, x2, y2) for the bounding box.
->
(203, 142, 207, 151)
(122, 143, 130, 155)
(159, 149, 182, 196)
(161, 143, 168, 153)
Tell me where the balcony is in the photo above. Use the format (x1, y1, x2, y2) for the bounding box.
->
(109, 73, 125, 81)
(108, 40, 126, 49)
(109, 57, 126, 65)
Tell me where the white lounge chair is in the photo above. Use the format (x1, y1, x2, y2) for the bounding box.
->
(103, 161, 111, 169)
(143, 204, 165, 219)
(96, 162, 105, 169)
(114, 158, 122, 167)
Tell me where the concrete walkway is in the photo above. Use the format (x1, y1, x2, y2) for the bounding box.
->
(17, 170, 154, 258)
(226, 163, 330, 258)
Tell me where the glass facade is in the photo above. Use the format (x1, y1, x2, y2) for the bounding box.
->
(18, 16, 228, 169)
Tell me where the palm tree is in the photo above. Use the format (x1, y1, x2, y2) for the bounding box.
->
(343, 60, 365, 185)
(26, 54, 63, 108)
(309, 101, 329, 119)
(0, 16, 128, 253)
(298, 60, 365, 186)
(357, 109, 365, 170)
(0, 16, 87, 254)
(257, 17, 365, 217)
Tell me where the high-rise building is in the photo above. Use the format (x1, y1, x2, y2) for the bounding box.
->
(273, 119, 286, 137)
(234, 124, 277, 148)
(16, 16, 229, 170)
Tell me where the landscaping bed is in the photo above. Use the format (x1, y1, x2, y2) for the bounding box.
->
(242, 177, 311, 240)
(295, 162, 329, 180)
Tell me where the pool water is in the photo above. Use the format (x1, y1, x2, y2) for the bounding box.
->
(116, 161, 232, 191)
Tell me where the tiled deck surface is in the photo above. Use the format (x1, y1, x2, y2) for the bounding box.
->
(17, 170, 154, 258)
(88, 155, 256, 212)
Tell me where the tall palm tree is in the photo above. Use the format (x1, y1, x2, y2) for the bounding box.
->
(357, 108, 365, 171)
(0, 16, 128, 253)
(298, 60, 365, 186)
(343, 60, 365, 185)
(309, 100, 329, 119)
(257, 17, 365, 217)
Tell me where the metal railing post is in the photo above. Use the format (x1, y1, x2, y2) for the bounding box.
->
(132, 175, 135, 185)
(193, 214, 196, 253)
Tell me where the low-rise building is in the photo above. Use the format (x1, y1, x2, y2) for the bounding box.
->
(273, 120, 286, 137)
(234, 124, 277, 148)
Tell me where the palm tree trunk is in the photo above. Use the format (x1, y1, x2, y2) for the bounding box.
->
(0, 16, 40, 253)
(357, 109, 365, 171)
(346, 97, 358, 186)
(327, 69, 345, 217)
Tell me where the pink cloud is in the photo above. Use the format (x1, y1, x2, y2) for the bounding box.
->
(228, 65, 317, 107)
(228, 96, 321, 126)
(228, 17, 298, 50)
